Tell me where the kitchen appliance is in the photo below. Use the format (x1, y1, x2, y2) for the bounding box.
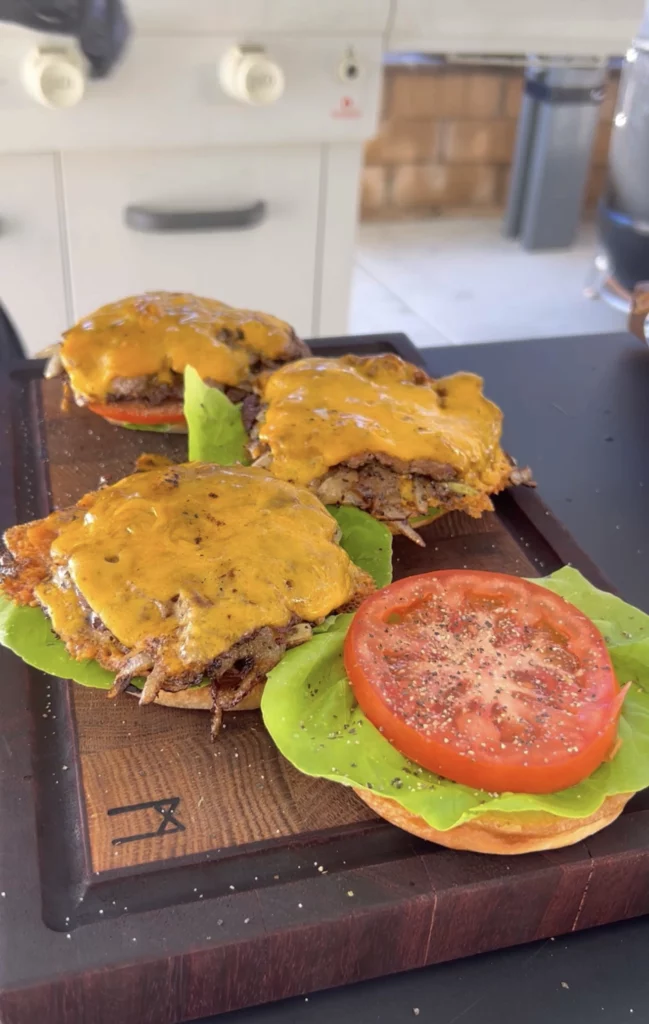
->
(582, 0, 649, 320)
(0, 1, 387, 353)
(596, 3, 649, 300)
(0, 1, 643, 354)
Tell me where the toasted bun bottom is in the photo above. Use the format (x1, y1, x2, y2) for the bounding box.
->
(385, 511, 447, 537)
(101, 416, 188, 434)
(354, 788, 632, 854)
(127, 681, 264, 712)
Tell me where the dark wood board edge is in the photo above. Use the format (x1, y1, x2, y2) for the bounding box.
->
(2, 336, 649, 1023)
(4, 824, 649, 1024)
(63, 819, 418, 929)
(2, 371, 99, 925)
(312, 331, 421, 361)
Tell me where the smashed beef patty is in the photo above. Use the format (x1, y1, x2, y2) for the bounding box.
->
(248, 354, 532, 542)
(53, 291, 309, 406)
(0, 463, 373, 732)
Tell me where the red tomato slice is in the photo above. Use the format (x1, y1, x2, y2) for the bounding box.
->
(87, 400, 185, 426)
(344, 570, 626, 794)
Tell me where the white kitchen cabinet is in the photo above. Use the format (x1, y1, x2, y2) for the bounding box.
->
(61, 147, 321, 338)
(127, 0, 391, 36)
(0, 154, 68, 354)
(389, 0, 644, 57)
(0, 17, 383, 347)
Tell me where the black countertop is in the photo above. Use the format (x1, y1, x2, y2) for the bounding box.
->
(429, 332, 649, 614)
(212, 331, 649, 1024)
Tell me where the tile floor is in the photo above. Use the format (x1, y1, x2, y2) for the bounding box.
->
(349, 218, 627, 347)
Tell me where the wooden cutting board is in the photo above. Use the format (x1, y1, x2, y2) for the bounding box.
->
(2, 335, 649, 1024)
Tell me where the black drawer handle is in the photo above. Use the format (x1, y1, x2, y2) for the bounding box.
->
(124, 200, 266, 233)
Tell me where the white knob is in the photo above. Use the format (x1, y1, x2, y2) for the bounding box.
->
(22, 47, 86, 109)
(219, 46, 284, 106)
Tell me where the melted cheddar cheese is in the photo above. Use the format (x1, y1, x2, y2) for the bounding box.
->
(260, 355, 511, 491)
(60, 292, 296, 403)
(37, 464, 364, 668)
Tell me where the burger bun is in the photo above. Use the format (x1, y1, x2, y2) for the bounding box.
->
(127, 681, 264, 712)
(354, 787, 632, 854)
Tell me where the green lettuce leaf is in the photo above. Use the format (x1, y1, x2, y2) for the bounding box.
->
(0, 506, 391, 690)
(261, 566, 649, 830)
(0, 597, 114, 688)
(326, 506, 392, 588)
(184, 365, 249, 465)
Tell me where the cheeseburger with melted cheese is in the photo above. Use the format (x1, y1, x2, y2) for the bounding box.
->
(0, 463, 373, 735)
(249, 354, 531, 543)
(43, 291, 309, 431)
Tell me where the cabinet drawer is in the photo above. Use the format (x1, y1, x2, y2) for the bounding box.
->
(61, 147, 320, 336)
(0, 154, 68, 355)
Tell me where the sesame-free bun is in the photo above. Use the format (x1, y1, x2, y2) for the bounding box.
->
(354, 788, 632, 854)
(127, 681, 264, 712)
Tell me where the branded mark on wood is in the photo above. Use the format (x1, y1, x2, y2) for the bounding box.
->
(107, 797, 185, 846)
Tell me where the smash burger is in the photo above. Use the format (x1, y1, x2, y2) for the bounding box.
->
(248, 354, 532, 544)
(0, 462, 377, 737)
(261, 568, 648, 854)
(43, 291, 309, 431)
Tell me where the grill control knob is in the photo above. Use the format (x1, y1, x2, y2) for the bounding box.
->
(219, 46, 284, 106)
(22, 47, 86, 109)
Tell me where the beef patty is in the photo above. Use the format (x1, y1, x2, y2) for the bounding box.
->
(249, 437, 533, 545)
(0, 463, 373, 736)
